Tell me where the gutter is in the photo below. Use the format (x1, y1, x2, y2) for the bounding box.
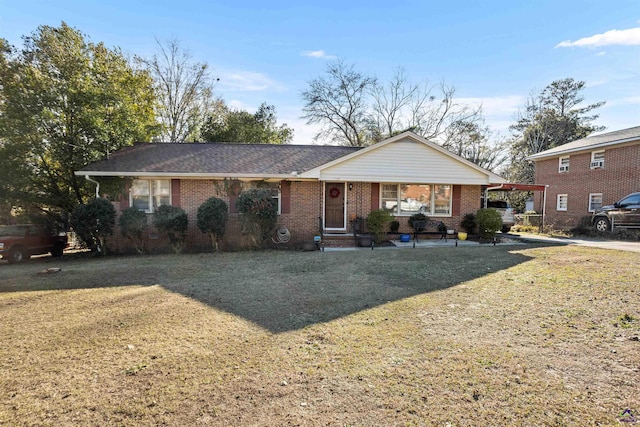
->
(85, 175, 100, 198)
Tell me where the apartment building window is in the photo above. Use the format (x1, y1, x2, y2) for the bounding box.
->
(589, 193, 603, 212)
(558, 156, 570, 173)
(557, 194, 568, 211)
(590, 151, 605, 169)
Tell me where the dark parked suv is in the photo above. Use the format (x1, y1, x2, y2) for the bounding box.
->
(592, 192, 640, 231)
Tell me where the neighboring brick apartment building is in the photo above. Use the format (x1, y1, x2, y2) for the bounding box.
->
(75, 132, 505, 252)
(528, 126, 640, 229)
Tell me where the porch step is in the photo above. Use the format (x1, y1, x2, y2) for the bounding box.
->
(321, 233, 357, 248)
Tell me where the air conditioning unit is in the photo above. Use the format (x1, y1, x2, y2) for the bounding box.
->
(590, 160, 604, 169)
(559, 165, 569, 172)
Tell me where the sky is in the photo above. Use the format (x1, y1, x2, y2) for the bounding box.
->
(1, 0, 639, 145)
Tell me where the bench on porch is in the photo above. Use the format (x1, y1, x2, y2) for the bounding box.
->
(411, 219, 456, 247)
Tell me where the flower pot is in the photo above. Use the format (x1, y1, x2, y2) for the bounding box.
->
(458, 232, 467, 241)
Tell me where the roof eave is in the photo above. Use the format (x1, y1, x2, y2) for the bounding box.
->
(527, 136, 640, 161)
(75, 171, 305, 180)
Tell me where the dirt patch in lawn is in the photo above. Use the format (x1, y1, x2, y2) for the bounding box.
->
(0, 244, 638, 426)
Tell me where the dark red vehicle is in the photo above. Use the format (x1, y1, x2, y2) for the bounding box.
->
(0, 224, 68, 264)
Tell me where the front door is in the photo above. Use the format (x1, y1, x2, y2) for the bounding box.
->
(325, 182, 345, 229)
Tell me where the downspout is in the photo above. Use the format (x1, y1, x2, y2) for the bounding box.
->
(85, 175, 100, 198)
(542, 185, 549, 232)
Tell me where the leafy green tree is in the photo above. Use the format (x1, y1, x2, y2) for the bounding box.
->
(0, 23, 159, 224)
(201, 102, 293, 144)
(70, 198, 117, 254)
(153, 205, 188, 253)
(506, 78, 605, 184)
(119, 207, 148, 254)
(236, 189, 278, 247)
(196, 197, 228, 252)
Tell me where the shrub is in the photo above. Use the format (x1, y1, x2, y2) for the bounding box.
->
(367, 209, 393, 243)
(119, 207, 148, 254)
(153, 205, 188, 253)
(476, 208, 502, 239)
(460, 213, 477, 234)
(570, 216, 594, 236)
(236, 188, 278, 247)
(389, 220, 400, 233)
(408, 213, 429, 230)
(197, 197, 228, 252)
(71, 198, 116, 254)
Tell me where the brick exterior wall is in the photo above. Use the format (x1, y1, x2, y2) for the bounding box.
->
(533, 142, 640, 229)
(107, 180, 485, 252)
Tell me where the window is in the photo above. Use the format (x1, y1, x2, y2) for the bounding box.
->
(131, 179, 171, 212)
(557, 194, 568, 211)
(381, 184, 451, 216)
(588, 193, 603, 212)
(247, 182, 281, 214)
(270, 187, 281, 214)
(558, 156, 570, 173)
(590, 151, 605, 169)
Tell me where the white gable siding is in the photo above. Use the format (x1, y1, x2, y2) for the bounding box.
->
(318, 139, 491, 184)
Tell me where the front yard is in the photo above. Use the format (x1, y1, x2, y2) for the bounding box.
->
(0, 244, 638, 425)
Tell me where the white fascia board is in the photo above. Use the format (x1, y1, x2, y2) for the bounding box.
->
(527, 137, 640, 161)
(74, 171, 301, 180)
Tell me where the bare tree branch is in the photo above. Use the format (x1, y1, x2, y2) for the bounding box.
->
(136, 38, 218, 142)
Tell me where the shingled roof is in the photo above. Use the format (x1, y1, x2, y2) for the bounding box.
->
(76, 143, 362, 177)
(528, 125, 640, 160)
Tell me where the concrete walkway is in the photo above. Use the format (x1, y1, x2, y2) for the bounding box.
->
(322, 233, 640, 253)
(323, 237, 523, 252)
(509, 233, 640, 253)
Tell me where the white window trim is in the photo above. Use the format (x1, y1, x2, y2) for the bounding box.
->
(272, 188, 282, 215)
(590, 150, 605, 169)
(558, 156, 570, 173)
(130, 179, 172, 213)
(556, 194, 568, 211)
(380, 183, 453, 217)
(588, 193, 603, 213)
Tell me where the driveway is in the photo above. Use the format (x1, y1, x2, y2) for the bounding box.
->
(511, 232, 640, 253)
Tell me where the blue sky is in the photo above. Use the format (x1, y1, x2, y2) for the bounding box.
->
(1, 0, 639, 144)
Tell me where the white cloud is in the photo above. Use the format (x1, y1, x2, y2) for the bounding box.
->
(555, 27, 640, 48)
(301, 50, 337, 59)
(603, 96, 640, 107)
(218, 70, 283, 92)
(596, 51, 606, 56)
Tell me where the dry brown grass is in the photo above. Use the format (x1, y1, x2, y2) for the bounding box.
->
(0, 244, 638, 426)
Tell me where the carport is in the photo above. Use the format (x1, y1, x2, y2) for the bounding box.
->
(485, 183, 549, 229)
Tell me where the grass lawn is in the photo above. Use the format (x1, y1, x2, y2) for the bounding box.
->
(0, 244, 638, 426)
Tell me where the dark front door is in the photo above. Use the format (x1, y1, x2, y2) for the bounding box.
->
(325, 182, 345, 229)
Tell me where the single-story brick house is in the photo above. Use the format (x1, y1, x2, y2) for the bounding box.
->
(528, 126, 640, 229)
(76, 131, 506, 251)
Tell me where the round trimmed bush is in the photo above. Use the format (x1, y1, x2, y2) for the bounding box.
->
(71, 198, 116, 254)
(153, 205, 188, 253)
(476, 208, 502, 239)
(197, 197, 228, 252)
(119, 207, 148, 254)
